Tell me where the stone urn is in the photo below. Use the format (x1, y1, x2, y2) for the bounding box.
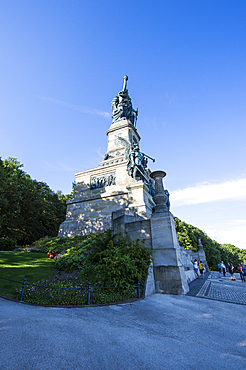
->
(150, 170, 168, 212)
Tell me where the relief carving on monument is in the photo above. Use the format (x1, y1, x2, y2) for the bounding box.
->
(90, 172, 116, 190)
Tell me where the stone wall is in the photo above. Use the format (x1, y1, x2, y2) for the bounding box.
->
(179, 247, 196, 283)
(112, 208, 205, 296)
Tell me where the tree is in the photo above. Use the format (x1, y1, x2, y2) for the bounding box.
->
(174, 217, 246, 270)
(0, 157, 72, 245)
(174, 217, 221, 270)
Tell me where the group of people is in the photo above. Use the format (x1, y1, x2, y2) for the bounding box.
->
(237, 263, 246, 282)
(218, 261, 246, 282)
(192, 259, 205, 279)
(218, 261, 227, 277)
(47, 250, 56, 259)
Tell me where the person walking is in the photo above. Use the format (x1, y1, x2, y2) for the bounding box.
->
(227, 262, 236, 281)
(238, 263, 244, 282)
(241, 263, 246, 282)
(192, 259, 200, 279)
(221, 261, 226, 277)
(199, 261, 204, 279)
(218, 262, 221, 273)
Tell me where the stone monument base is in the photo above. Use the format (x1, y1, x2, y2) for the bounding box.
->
(154, 266, 189, 295)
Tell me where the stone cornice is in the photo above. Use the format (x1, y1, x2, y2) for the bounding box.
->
(75, 160, 127, 178)
(67, 190, 128, 205)
(106, 119, 141, 141)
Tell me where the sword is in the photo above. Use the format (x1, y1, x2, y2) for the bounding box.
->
(140, 152, 155, 162)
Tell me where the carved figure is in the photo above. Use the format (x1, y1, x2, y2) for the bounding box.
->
(164, 189, 170, 210)
(111, 76, 138, 126)
(90, 173, 116, 190)
(115, 136, 132, 176)
(131, 144, 147, 181)
(115, 135, 155, 185)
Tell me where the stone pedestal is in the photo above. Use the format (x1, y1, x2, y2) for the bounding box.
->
(106, 118, 140, 159)
(150, 171, 189, 295)
(126, 181, 155, 219)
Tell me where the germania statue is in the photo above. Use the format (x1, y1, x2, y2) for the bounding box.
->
(111, 75, 138, 127)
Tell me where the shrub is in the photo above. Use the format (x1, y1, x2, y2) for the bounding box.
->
(15, 230, 152, 305)
(55, 229, 152, 287)
(0, 237, 18, 251)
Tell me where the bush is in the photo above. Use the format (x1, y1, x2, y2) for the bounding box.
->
(55, 229, 152, 288)
(0, 237, 18, 251)
(14, 230, 152, 305)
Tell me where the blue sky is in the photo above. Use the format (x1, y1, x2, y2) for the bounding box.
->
(1, 1, 246, 249)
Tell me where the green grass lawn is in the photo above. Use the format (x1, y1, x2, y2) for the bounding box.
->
(0, 251, 54, 300)
(0, 250, 140, 305)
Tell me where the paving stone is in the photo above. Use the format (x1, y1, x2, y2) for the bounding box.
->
(187, 271, 246, 305)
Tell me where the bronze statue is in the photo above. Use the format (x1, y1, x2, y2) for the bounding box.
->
(115, 136, 155, 183)
(111, 76, 138, 126)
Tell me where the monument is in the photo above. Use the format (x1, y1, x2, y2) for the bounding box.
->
(58, 75, 156, 237)
(58, 76, 206, 295)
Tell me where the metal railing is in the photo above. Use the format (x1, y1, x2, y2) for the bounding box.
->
(0, 276, 141, 305)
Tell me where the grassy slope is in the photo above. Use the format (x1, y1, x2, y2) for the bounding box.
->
(0, 251, 54, 299)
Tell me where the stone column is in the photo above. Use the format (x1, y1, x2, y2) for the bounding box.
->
(150, 171, 189, 294)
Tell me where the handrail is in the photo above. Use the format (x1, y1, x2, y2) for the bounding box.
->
(0, 276, 141, 304)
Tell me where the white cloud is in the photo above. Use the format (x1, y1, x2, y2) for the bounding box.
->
(232, 219, 246, 224)
(203, 220, 246, 249)
(36, 96, 111, 119)
(171, 177, 246, 206)
(171, 178, 246, 249)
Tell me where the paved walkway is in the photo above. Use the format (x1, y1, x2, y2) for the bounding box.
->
(1, 272, 246, 369)
(187, 271, 246, 305)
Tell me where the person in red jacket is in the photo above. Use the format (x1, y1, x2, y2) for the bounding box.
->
(47, 250, 56, 259)
(238, 263, 244, 282)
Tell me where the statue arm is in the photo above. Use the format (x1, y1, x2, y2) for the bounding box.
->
(123, 75, 128, 91)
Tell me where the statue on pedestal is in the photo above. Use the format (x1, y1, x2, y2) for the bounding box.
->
(111, 75, 138, 127)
